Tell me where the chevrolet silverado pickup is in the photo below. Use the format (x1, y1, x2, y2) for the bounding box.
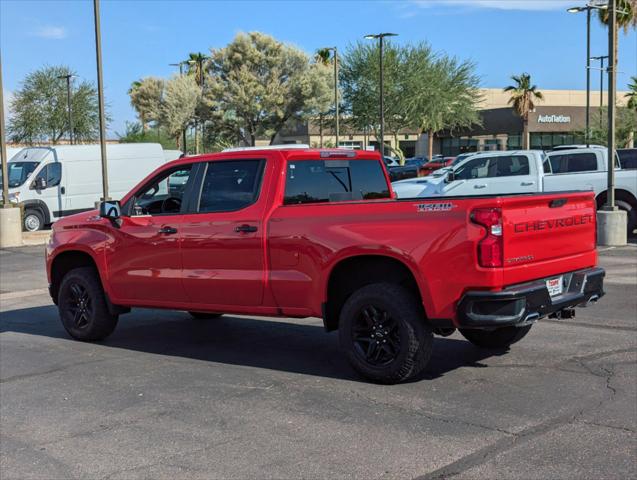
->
(392, 147, 637, 234)
(46, 147, 605, 384)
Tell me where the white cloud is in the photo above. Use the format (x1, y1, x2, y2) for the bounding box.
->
(409, 0, 586, 11)
(31, 25, 67, 39)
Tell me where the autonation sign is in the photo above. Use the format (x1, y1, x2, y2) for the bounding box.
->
(537, 114, 571, 124)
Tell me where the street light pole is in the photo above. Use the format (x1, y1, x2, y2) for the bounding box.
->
(586, 7, 591, 146)
(0, 53, 9, 207)
(170, 61, 187, 153)
(93, 0, 109, 201)
(568, 2, 609, 146)
(591, 55, 609, 128)
(606, 0, 616, 210)
(57, 74, 75, 145)
(364, 33, 398, 157)
(334, 47, 339, 148)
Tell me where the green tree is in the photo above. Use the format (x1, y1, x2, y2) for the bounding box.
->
(409, 51, 482, 160)
(8, 65, 103, 144)
(341, 41, 481, 162)
(206, 32, 332, 145)
(626, 76, 637, 111)
(504, 73, 543, 149)
(161, 75, 200, 150)
(186, 52, 208, 87)
(128, 77, 163, 133)
(341, 41, 416, 161)
(585, 107, 637, 148)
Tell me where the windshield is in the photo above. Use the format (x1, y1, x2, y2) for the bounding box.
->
(0, 162, 40, 188)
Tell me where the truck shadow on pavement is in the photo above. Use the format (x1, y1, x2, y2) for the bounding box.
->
(1, 305, 507, 383)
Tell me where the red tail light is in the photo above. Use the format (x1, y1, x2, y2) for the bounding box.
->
(471, 208, 503, 268)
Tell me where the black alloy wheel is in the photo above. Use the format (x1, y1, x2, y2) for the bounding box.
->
(352, 305, 401, 367)
(65, 283, 93, 330)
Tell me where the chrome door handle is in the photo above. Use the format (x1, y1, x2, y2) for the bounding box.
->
(521, 182, 535, 186)
(474, 184, 487, 189)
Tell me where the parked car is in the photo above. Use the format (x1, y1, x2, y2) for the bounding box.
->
(6, 144, 169, 231)
(617, 148, 637, 170)
(387, 157, 427, 181)
(419, 157, 455, 176)
(47, 147, 604, 384)
(392, 147, 637, 234)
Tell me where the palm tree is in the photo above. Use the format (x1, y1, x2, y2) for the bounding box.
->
(598, 0, 636, 85)
(626, 76, 637, 111)
(186, 52, 208, 87)
(504, 73, 543, 150)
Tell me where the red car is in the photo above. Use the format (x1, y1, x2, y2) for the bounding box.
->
(46, 148, 604, 384)
(419, 156, 455, 176)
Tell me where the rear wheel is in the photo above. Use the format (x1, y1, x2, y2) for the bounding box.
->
(459, 325, 532, 349)
(23, 209, 44, 232)
(189, 312, 223, 320)
(615, 199, 637, 236)
(58, 267, 118, 341)
(338, 283, 433, 384)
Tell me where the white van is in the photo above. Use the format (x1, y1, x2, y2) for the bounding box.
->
(7, 143, 168, 231)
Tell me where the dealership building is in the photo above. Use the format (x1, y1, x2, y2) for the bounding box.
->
(273, 88, 631, 157)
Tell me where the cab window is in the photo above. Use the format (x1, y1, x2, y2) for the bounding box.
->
(197, 160, 265, 213)
(129, 165, 193, 216)
(284, 160, 390, 204)
(549, 153, 598, 173)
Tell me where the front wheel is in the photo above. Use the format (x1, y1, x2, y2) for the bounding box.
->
(459, 325, 532, 349)
(338, 283, 433, 384)
(23, 209, 44, 232)
(58, 267, 119, 341)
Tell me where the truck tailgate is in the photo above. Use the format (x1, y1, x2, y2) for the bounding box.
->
(501, 191, 597, 285)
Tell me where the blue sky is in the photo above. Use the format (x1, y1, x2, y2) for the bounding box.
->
(1, 0, 636, 137)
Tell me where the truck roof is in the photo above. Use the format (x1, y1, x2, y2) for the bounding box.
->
(178, 148, 382, 165)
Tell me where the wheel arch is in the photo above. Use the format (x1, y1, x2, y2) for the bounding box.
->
(322, 254, 426, 332)
(595, 189, 637, 209)
(22, 199, 51, 225)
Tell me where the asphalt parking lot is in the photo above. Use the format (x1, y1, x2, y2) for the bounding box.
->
(1, 245, 636, 479)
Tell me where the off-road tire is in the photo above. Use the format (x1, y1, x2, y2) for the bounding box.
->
(58, 267, 119, 341)
(459, 325, 532, 349)
(338, 283, 433, 384)
(189, 312, 223, 320)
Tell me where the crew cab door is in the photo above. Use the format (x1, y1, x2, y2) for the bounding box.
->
(449, 154, 537, 195)
(179, 158, 268, 307)
(105, 164, 196, 304)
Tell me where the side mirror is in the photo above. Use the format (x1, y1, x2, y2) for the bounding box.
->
(445, 171, 456, 183)
(99, 200, 121, 220)
(32, 177, 47, 190)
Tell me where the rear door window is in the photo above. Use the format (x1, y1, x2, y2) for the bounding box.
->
(198, 159, 265, 213)
(549, 153, 598, 173)
(284, 160, 390, 205)
(495, 156, 530, 177)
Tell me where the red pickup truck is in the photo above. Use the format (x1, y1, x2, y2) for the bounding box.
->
(46, 148, 604, 384)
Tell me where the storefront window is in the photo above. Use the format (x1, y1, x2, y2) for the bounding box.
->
(441, 138, 478, 156)
(530, 132, 585, 150)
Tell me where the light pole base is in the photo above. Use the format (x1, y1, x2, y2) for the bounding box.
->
(0, 207, 23, 248)
(597, 209, 627, 246)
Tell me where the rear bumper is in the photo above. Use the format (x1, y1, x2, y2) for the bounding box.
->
(456, 267, 605, 328)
